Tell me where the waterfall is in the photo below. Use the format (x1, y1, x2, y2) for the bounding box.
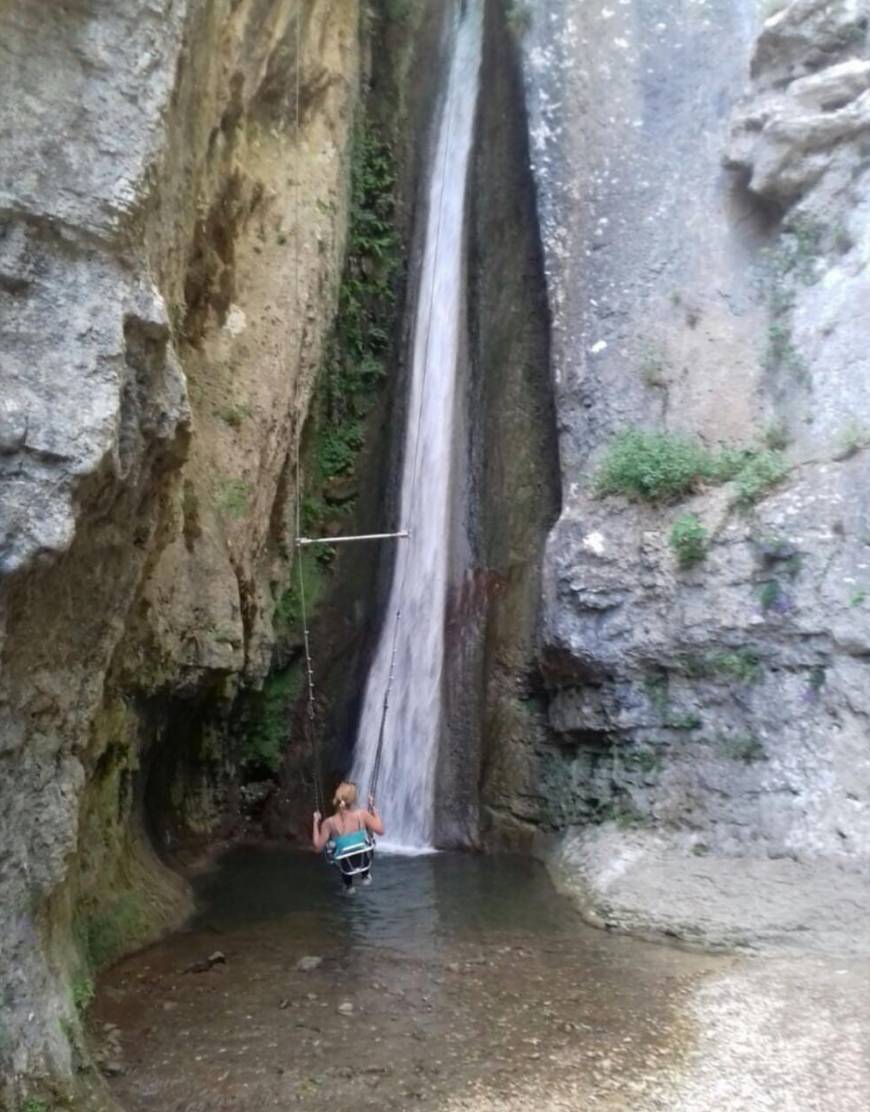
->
(351, 0, 483, 850)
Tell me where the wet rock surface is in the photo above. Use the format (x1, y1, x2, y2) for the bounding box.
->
(93, 849, 870, 1112)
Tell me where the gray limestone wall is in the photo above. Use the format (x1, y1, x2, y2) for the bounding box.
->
(516, 0, 870, 953)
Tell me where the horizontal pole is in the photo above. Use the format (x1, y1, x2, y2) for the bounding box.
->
(296, 530, 410, 547)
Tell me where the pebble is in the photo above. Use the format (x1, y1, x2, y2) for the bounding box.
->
(337, 1002, 354, 1016)
(296, 956, 323, 972)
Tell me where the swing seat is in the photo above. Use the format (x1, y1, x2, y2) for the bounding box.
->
(327, 829, 375, 877)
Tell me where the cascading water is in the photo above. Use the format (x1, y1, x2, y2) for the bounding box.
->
(351, 0, 483, 850)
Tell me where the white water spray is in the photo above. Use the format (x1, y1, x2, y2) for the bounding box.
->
(351, 0, 483, 850)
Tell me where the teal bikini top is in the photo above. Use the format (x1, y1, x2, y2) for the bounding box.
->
(331, 829, 372, 858)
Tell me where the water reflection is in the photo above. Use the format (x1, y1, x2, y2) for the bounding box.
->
(192, 846, 577, 955)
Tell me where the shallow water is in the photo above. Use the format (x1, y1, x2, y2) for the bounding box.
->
(94, 847, 725, 1111)
(192, 847, 578, 952)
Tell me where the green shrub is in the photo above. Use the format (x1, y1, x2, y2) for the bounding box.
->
(23, 1100, 50, 1112)
(594, 430, 714, 502)
(734, 450, 788, 505)
(670, 514, 708, 566)
(595, 429, 787, 507)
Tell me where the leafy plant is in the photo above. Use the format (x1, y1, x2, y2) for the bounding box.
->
(23, 1100, 50, 1112)
(594, 430, 716, 502)
(313, 124, 400, 490)
(595, 428, 787, 507)
(734, 450, 788, 506)
(850, 589, 867, 607)
(670, 513, 708, 566)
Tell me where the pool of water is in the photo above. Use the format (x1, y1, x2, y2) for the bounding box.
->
(94, 846, 722, 1112)
(192, 846, 579, 955)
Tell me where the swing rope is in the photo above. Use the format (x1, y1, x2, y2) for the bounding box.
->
(289, 7, 324, 816)
(295, 2, 462, 812)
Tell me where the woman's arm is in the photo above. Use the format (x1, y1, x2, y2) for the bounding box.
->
(312, 812, 331, 851)
(363, 797, 385, 837)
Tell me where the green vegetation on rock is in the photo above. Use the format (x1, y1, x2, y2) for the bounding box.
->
(316, 124, 400, 484)
(684, 646, 762, 685)
(669, 513, 708, 566)
(733, 450, 789, 505)
(717, 733, 766, 763)
(243, 664, 304, 773)
(77, 892, 150, 970)
(274, 550, 327, 633)
(833, 421, 869, 461)
(215, 477, 250, 520)
(72, 974, 95, 1014)
(216, 402, 252, 429)
(595, 428, 787, 506)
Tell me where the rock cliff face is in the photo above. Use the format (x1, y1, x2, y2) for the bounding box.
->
(517, 0, 870, 953)
(0, 0, 360, 1099)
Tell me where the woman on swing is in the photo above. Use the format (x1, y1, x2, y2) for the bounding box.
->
(312, 782, 385, 894)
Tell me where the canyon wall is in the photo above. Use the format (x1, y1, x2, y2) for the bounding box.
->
(514, 0, 870, 954)
(0, 0, 361, 1101)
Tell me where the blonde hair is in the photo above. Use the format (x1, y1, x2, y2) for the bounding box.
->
(333, 781, 357, 813)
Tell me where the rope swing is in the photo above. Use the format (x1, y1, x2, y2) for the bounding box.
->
(291, 0, 459, 810)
